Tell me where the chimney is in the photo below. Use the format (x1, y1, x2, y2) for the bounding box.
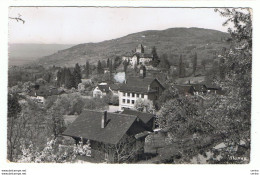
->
(101, 111, 107, 128)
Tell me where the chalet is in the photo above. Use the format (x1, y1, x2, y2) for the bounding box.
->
(122, 44, 153, 66)
(62, 110, 153, 163)
(121, 109, 156, 130)
(118, 66, 165, 111)
(93, 82, 112, 98)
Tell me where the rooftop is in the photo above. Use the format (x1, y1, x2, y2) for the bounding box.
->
(119, 76, 164, 94)
(121, 109, 155, 124)
(62, 110, 148, 145)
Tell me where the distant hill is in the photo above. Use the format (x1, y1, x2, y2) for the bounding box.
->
(37, 27, 230, 67)
(9, 43, 74, 66)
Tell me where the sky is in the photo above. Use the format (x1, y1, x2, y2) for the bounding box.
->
(9, 7, 229, 45)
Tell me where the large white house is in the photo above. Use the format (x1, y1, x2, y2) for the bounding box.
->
(122, 44, 153, 67)
(118, 66, 165, 111)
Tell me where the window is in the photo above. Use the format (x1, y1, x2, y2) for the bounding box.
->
(127, 99, 130, 104)
(141, 94, 144, 98)
(127, 93, 130, 97)
(132, 93, 135, 97)
(132, 100, 135, 104)
(123, 92, 126, 96)
(136, 94, 139, 98)
(123, 99, 125, 103)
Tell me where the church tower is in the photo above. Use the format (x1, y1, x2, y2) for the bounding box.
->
(136, 44, 144, 54)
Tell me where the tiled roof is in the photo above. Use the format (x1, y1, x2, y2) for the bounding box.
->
(62, 110, 139, 145)
(121, 109, 155, 124)
(119, 76, 165, 94)
(119, 76, 155, 94)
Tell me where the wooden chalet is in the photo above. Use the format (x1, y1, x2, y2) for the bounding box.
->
(62, 110, 153, 163)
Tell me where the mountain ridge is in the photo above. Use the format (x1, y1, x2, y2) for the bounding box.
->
(37, 27, 230, 67)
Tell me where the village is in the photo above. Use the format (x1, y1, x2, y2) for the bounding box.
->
(6, 7, 252, 165)
(7, 40, 250, 164)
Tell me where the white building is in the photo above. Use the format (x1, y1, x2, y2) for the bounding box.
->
(118, 67, 165, 111)
(122, 44, 153, 67)
(93, 82, 112, 98)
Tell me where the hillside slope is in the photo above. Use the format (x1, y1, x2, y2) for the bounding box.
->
(38, 27, 230, 67)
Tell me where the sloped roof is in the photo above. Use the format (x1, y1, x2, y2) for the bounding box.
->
(174, 84, 195, 94)
(119, 76, 164, 94)
(121, 109, 155, 124)
(190, 84, 207, 92)
(109, 83, 122, 91)
(139, 53, 153, 58)
(62, 110, 139, 145)
(97, 84, 110, 93)
(204, 84, 221, 90)
(29, 87, 64, 97)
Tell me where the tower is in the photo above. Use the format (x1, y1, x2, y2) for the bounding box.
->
(136, 44, 144, 54)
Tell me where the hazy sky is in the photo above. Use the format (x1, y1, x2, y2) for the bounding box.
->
(9, 7, 229, 44)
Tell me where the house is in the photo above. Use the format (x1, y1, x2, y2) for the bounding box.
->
(62, 110, 153, 163)
(121, 109, 156, 130)
(122, 44, 153, 66)
(28, 86, 65, 103)
(93, 82, 112, 98)
(205, 84, 222, 94)
(190, 84, 207, 95)
(118, 66, 165, 111)
(174, 83, 223, 96)
(174, 84, 196, 96)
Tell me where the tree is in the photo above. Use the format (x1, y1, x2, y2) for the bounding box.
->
(123, 60, 129, 73)
(17, 137, 91, 163)
(73, 63, 82, 87)
(97, 60, 103, 74)
(7, 96, 48, 162)
(134, 99, 154, 113)
(159, 54, 170, 69)
(109, 59, 113, 79)
(151, 46, 160, 67)
(204, 8, 252, 163)
(103, 135, 141, 163)
(107, 58, 110, 68)
(178, 54, 185, 78)
(192, 52, 198, 76)
(85, 61, 90, 78)
(114, 56, 122, 69)
(7, 93, 21, 161)
(64, 68, 75, 89)
(156, 96, 202, 137)
(156, 85, 179, 109)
